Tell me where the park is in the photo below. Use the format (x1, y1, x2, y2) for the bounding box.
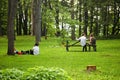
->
(0, 36, 120, 80)
(0, 0, 120, 80)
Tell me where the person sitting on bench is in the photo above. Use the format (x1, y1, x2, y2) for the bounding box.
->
(76, 33, 87, 52)
(88, 33, 96, 51)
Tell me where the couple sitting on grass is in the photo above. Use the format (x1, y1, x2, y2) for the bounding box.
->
(76, 33, 96, 52)
(14, 43, 39, 55)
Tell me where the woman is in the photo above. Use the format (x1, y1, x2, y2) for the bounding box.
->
(89, 33, 96, 51)
(89, 33, 94, 45)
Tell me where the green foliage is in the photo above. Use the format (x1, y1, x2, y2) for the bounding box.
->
(0, 68, 24, 80)
(26, 66, 72, 80)
(0, 67, 72, 80)
(1, 0, 120, 36)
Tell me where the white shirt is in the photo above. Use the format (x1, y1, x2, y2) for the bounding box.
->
(33, 46, 39, 55)
(77, 36, 87, 46)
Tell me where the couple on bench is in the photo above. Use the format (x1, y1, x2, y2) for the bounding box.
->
(76, 33, 96, 52)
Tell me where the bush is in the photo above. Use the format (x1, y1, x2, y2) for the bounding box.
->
(25, 66, 72, 80)
(0, 66, 72, 80)
(0, 68, 24, 80)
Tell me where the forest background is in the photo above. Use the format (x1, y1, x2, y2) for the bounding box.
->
(0, 0, 120, 54)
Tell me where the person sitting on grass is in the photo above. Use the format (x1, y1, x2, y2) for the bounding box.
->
(30, 43, 39, 55)
(76, 33, 87, 52)
(15, 43, 39, 55)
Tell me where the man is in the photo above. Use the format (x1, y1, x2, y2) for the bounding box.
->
(77, 33, 87, 52)
(30, 43, 39, 55)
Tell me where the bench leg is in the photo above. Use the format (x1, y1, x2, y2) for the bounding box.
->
(89, 45, 96, 52)
(89, 45, 91, 51)
(66, 46, 69, 51)
(66, 40, 69, 51)
(93, 46, 96, 51)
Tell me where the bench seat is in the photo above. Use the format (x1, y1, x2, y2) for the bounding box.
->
(66, 40, 97, 52)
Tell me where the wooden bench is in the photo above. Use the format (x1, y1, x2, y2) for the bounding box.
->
(66, 39, 96, 52)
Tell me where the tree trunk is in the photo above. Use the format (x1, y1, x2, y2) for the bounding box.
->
(17, 0, 23, 35)
(95, 6, 99, 36)
(55, 1, 60, 37)
(7, 0, 18, 55)
(78, 0, 82, 36)
(112, 1, 117, 35)
(83, 0, 88, 35)
(32, 0, 42, 44)
(23, 12, 28, 35)
(42, 0, 47, 39)
(23, 3, 28, 35)
(90, 6, 93, 34)
(101, 5, 107, 36)
(0, 22, 2, 36)
(42, 23, 47, 39)
(16, 14, 19, 35)
(70, 0, 75, 40)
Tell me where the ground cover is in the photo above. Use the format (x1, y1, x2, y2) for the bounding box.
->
(0, 36, 120, 80)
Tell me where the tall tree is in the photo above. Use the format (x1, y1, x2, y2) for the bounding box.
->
(55, 0, 60, 37)
(83, 0, 88, 35)
(17, 0, 23, 35)
(112, 0, 120, 35)
(32, 0, 42, 44)
(89, 1, 94, 34)
(42, 0, 47, 39)
(0, 0, 8, 36)
(23, 0, 29, 35)
(78, 0, 82, 36)
(70, 0, 75, 40)
(7, 0, 18, 55)
(94, 5, 99, 36)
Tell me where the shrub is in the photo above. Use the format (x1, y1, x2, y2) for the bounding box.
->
(0, 66, 72, 80)
(25, 66, 72, 80)
(0, 68, 24, 80)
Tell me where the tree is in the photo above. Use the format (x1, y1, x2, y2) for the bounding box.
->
(16, 0, 23, 35)
(0, 0, 8, 36)
(1, 0, 120, 40)
(112, 0, 120, 35)
(16, 0, 31, 35)
(32, 0, 42, 44)
(78, 0, 82, 36)
(83, 0, 88, 35)
(7, 0, 18, 55)
(55, 0, 60, 37)
(70, 0, 75, 40)
(42, 0, 48, 39)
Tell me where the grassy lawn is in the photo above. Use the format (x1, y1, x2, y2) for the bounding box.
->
(0, 36, 120, 80)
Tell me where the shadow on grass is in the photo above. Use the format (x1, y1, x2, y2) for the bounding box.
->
(67, 50, 97, 53)
(67, 50, 84, 52)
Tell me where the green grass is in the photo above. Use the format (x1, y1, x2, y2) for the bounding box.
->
(0, 36, 120, 80)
